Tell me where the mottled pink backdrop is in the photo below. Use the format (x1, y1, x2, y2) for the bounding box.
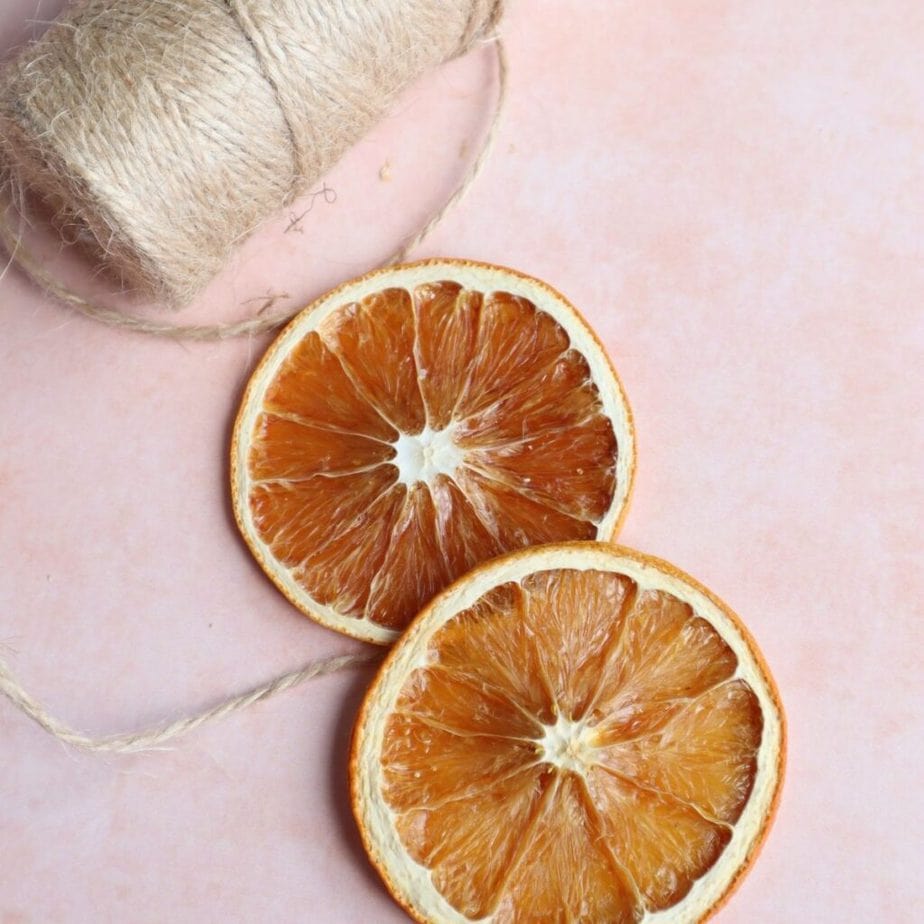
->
(1, 1, 922, 921)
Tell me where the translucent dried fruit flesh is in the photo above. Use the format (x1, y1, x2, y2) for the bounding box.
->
(376, 567, 766, 921)
(236, 269, 631, 641)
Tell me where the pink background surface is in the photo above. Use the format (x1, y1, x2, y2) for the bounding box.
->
(2, 1, 922, 921)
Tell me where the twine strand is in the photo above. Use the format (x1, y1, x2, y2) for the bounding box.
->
(388, 38, 508, 266)
(0, 650, 382, 753)
(0, 37, 507, 342)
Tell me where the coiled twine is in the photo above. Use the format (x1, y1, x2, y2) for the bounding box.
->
(0, 0, 504, 307)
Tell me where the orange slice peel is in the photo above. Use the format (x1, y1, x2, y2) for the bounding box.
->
(350, 542, 785, 923)
(231, 260, 635, 643)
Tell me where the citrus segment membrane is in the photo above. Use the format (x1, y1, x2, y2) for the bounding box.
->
(352, 545, 784, 923)
(232, 261, 634, 643)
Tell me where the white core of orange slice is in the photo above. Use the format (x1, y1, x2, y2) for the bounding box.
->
(392, 426, 464, 487)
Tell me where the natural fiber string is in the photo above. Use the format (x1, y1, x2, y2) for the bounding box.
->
(1, 0, 505, 303)
(0, 14, 507, 341)
(386, 39, 508, 269)
(0, 649, 382, 753)
(0, 3, 505, 752)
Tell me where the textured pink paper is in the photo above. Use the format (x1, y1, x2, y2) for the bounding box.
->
(1, 1, 922, 921)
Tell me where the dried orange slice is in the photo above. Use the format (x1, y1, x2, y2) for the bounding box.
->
(231, 260, 634, 643)
(351, 543, 785, 923)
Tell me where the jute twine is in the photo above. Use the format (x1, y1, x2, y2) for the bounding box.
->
(0, 0, 507, 340)
(0, 0, 507, 751)
(0, 650, 382, 753)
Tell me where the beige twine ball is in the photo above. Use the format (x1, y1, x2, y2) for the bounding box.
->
(0, 0, 504, 328)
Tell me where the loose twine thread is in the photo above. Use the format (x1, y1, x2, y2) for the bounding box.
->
(0, 0, 507, 340)
(0, 0, 506, 751)
(0, 650, 382, 753)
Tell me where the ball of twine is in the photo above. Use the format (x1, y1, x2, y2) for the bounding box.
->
(0, 0, 506, 339)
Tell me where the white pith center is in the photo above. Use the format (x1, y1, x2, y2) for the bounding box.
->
(538, 714, 598, 775)
(392, 426, 464, 487)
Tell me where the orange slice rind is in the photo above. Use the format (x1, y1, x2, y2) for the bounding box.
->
(231, 260, 635, 643)
(351, 542, 785, 923)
